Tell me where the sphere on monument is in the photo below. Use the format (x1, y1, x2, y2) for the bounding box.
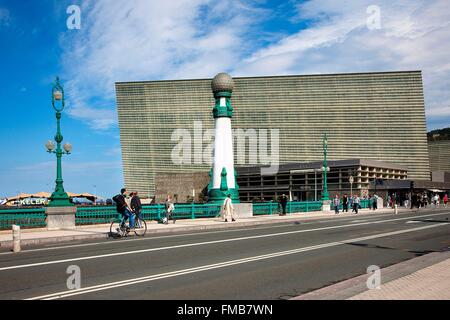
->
(211, 73, 235, 93)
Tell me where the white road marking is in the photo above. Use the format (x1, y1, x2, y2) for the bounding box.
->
(1, 212, 449, 272)
(26, 223, 447, 300)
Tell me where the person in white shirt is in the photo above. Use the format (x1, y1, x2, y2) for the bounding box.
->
(222, 194, 237, 222)
(434, 194, 440, 208)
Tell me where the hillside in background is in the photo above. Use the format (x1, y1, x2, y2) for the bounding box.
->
(428, 127, 450, 141)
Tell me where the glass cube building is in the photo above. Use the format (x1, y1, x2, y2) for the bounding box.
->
(115, 71, 430, 198)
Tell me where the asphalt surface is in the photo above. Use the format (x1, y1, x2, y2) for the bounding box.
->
(0, 209, 449, 300)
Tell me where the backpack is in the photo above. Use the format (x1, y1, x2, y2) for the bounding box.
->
(112, 194, 120, 204)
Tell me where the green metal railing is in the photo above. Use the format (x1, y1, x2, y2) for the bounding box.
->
(253, 202, 279, 215)
(253, 201, 323, 215)
(75, 206, 118, 225)
(76, 205, 166, 225)
(0, 208, 46, 230)
(75, 203, 223, 225)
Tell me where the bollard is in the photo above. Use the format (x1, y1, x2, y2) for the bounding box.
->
(12, 225, 21, 253)
(394, 204, 398, 215)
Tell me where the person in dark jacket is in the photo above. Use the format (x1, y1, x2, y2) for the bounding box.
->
(113, 188, 134, 229)
(130, 191, 142, 226)
(342, 194, 348, 212)
(279, 194, 288, 216)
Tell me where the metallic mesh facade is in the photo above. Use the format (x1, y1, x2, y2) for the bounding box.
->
(116, 71, 430, 197)
(428, 140, 450, 172)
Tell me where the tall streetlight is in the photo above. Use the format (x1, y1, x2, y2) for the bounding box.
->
(349, 175, 354, 197)
(45, 77, 73, 207)
(321, 133, 330, 201)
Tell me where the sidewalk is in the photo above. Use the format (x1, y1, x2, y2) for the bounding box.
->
(0, 206, 424, 249)
(292, 250, 450, 300)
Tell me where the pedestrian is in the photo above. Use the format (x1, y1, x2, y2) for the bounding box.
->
(130, 191, 142, 227)
(279, 194, 288, 216)
(433, 194, 439, 208)
(112, 188, 135, 231)
(164, 195, 176, 224)
(222, 194, 237, 222)
(342, 194, 348, 212)
(372, 194, 378, 211)
(412, 193, 418, 210)
(405, 193, 411, 209)
(444, 194, 448, 207)
(353, 194, 360, 214)
(418, 193, 423, 210)
(391, 193, 397, 211)
(333, 195, 340, 214)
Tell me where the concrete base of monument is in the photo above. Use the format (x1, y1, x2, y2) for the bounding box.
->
(322, 200, 331, 212)
(233, 203, 253, 218)
(207, 188, 240, 204)
(45, 206, 77, 230)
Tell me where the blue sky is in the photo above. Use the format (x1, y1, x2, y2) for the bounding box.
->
(0, 0, 449, 199)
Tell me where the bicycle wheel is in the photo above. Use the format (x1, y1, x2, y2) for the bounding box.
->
(110, 220, 125, 238)
(134, 218, 147, 236)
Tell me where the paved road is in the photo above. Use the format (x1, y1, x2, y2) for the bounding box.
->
(0, 209, 449, 300)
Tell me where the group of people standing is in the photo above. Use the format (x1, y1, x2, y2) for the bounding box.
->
(333, 194, 378, 214)
(407, 192, 449, 209)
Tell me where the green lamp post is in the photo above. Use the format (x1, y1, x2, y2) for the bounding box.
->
(321, 133, 330, 201)
(46, 77, 73, 207)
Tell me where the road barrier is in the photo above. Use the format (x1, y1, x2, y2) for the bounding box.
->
(0, 208, 47, 230)
(253, 201, 322, 215)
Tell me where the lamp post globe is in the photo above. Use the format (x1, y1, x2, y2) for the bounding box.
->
(53, 90, 63, 101)
(46, 140, 55, 152)
(63, 143, 72, 153)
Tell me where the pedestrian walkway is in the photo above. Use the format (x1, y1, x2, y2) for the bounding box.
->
(0, 206, 429, 249)
(349, 256, 450, 300)
(292, 250, 450, 300)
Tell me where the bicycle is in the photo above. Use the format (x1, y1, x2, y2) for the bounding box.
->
(109, 212, 147, 238)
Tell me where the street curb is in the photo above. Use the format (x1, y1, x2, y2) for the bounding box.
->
(0, 208, 415, 250)
(291, 250, 450, 300)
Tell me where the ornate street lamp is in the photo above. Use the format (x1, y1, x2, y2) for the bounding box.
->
(46, 77, 73, 207)
(322, 133, 330, 201)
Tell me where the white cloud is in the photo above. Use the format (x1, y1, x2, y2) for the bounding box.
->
(61, 0, 265, 130)
(0, 8, 10, 26)
(233, 0, 450, 130)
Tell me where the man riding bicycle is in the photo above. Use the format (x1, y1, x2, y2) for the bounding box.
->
(113, 188, 135, 232)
